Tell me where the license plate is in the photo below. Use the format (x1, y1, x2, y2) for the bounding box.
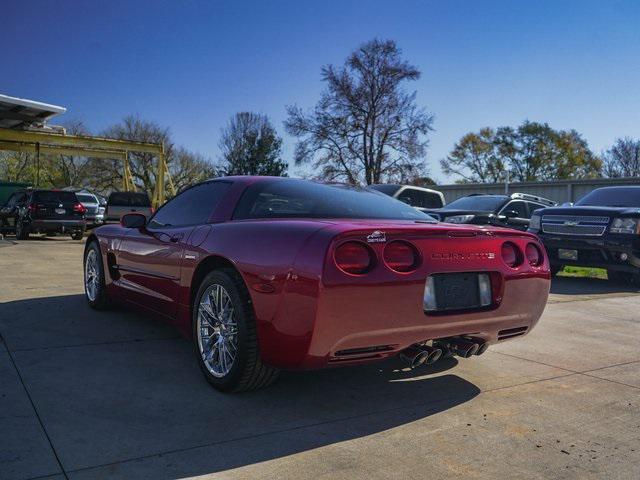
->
(558, 248, 578, 261)
(424, 272, 492, 312)
(55, 208, 66, 215)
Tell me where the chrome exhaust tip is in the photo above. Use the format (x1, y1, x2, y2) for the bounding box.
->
(399, 346, 430, 369)
(475, 342, 489, 356)
(420, 345, 443, 365)
(445, 338, 480, 359)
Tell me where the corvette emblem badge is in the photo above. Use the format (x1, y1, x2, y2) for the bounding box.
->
(366, 230, 386, 243)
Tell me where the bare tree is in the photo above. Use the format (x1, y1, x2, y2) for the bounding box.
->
(41, 120, 93, 188)
(218, 112, 287, 176)
(440, 128, 505, 183)
(0, 151, 34, 183)
(443, 121, 601, 183)
(603, 137, 640, 178)
(91, 115, 214, 196)
(285, 39, 433, 185)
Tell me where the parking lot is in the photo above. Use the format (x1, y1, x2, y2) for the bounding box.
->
(1, 237, 639, 480)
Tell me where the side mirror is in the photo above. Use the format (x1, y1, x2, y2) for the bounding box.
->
(120, 213, 146, 229)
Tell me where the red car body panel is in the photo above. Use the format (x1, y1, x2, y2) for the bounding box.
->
(90, 177, 550, 370)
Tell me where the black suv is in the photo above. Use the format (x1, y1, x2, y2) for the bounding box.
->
(0, 189, 86, 240)
(528, 186, 640, 282)
(424, 193, 556, 231)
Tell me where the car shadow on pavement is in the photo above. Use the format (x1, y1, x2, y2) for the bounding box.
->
(551, 275, 639, 295)
(0, 294, 480, 479)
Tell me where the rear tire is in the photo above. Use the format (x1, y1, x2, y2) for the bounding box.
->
(71, 230, 84, 240)
(84, 241, 111, 309)
(193, 269, 279, 393)
(15, 220, 29, 240)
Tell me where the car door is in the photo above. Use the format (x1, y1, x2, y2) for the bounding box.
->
(115, 181, 231, 317)
(499, 200, 530, 230)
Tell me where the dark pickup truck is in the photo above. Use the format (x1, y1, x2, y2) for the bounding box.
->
(528, 186, 640, 283)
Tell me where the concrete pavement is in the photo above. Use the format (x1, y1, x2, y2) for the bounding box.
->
(1, 238, 639, 479)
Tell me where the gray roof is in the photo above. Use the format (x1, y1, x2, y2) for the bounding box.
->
(0, 93, 66, 129)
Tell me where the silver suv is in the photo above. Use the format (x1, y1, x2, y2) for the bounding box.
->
(106, 192, 153, 222)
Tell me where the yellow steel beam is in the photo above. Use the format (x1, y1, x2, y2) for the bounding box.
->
(0, 128, 169, 206)
(0, 141, 127, 160)
(0, 128, 162, 154)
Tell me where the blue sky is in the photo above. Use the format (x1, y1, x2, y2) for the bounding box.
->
(3, 0, 639, 182)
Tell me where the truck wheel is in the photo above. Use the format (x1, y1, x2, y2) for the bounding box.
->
(193, 269, 279, 393)
(84, 241, 111, 309)
(15, 220, 29, 240)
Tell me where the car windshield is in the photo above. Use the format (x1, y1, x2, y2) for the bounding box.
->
(234, 179, 435, 221)
(108, 192, 151, 207)
(575, 188, 640, 208)
(443, 195, 508, 211)
(33, 191, 77, 203)
(76, 194, 97, 203)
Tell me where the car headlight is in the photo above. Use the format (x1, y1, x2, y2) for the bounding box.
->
(529, 213, 541, 230)
(610, 218, 639, 234)
(445, 214, 475, 224)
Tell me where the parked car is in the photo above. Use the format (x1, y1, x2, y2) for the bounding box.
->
(84, 177, 550, 392)
(369, 184, 445, 211)
(528, 186, 640, 282)
(105, 191, 153, 221)
(425, 193, 556, 231)
(2, 189, 86, 240)
(75, 192, 105, 228)
(0, 189, 28, 235)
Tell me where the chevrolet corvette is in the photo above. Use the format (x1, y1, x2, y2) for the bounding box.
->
(84, 177, 550, 392)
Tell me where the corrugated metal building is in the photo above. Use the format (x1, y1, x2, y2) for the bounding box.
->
(436, 177, 640, 204)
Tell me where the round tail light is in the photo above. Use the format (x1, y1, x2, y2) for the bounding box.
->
(525, 243, 543, 266)
(383, 241, 420, 272)
(501, 242, 523, 268)
(334, 241, 374, 275)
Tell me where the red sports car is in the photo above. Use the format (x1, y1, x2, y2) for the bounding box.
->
(83, 177, 550, 392)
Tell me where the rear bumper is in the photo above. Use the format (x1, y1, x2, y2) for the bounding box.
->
(261, 274, 550, 370)
(538, 233, 640, 273)
(27, 219, 85, 232)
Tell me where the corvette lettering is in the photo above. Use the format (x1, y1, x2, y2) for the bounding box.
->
(431, 252, 496, 260)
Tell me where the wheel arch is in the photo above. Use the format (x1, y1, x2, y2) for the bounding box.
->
(189, 254, 247, 311)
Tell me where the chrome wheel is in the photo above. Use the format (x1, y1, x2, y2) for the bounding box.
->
(197, 284, 239, 378)
(85, 249, 99, 302)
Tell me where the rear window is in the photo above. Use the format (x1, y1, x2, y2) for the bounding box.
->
(234, 179, 433, 221)
(108, 192, 151, 207)
(576, 187, 640, 208)
(33, 191, 78, 203)
(76, 194, 97, 203)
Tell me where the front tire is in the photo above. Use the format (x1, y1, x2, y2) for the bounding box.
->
(193, 269, 279, 393)
(84, 241, 111, 309)
(71, 230, 84, 240)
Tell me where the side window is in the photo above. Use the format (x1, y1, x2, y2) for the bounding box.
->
(527, 202, 546, 217)
(148, 182, 231, 228)
(503, 201, 528, 218)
